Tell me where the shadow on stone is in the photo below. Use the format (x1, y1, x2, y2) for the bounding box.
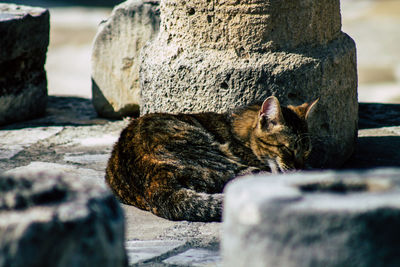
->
(92, 78, 140, 119)
(359, 102, 400, 129)
(0, 96, 111, 130)
(343, 136, 400, 169)
(340, 102, 400, 169)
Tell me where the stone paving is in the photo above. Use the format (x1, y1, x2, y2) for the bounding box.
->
(0, 96, 221, 266)
(1, 96, 399, 266)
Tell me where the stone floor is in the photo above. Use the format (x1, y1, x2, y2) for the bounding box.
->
(1, 0, 400, 266)
(1, 97, 399, 266)
(0, 97, 222, 266)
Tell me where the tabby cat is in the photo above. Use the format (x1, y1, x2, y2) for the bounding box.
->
(106, 96, 317, 222)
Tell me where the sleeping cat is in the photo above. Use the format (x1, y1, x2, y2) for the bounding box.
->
(106, 96, 317, 222)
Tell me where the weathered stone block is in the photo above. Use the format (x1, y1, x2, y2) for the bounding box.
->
(223, 169, 400, 267)
(0, 4, 49, 125)
(160, 0, 341, 52)
(0, 172, 127, 267)
(91, 0, 160, 119)
(140, 0, 358, 168)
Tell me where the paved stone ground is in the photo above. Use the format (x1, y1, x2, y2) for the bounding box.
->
(1, 0, 399, 266)
(1, 96, 399, 266)
(0, 96, 221, 266)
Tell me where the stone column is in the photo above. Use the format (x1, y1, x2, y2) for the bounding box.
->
(140, 0, 358, 168)
(0, 4, 49, 125)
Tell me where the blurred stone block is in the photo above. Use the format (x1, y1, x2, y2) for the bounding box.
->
(223, 169, 400, 267)
(0, 4, 49, 125)
(91, 0, 160, 119)
(0, 172, 127, 267)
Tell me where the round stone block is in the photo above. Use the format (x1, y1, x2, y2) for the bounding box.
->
(223, 169, 400, 267)
(0, 4, 49, 125)
(0, 172, 127, 267)
(91, 0, 160, 119)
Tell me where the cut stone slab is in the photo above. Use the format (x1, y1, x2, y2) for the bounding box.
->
(0, 171, 127, 267)
(125, 240, 186, 265)
(163, 248, 221, 267)
(122, 204, 177, 241)
(0, 4, 49, 125)
(0, 127, 62, 159)
(140, 0, 358, 168)
(4, 162, 106, 189)
(223, 168, 400, 267)
(64, 153, 110, 165)
(91, 0, 160, 119)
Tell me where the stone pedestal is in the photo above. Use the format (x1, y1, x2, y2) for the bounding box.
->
(0, 172, 127, 267)
(0, 4, 49, 125)
(140, 0, 358, 167)
(91, 0, 160, 119)
(223, 169, 400, 267)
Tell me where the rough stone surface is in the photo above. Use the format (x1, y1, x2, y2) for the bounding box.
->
(91, 0, 160, 119)
(0, 127, 62, 159)
(0, 171, 127, 267)
(223, 168, 400, 267)
(159, 0, 341, 52)
(0, 4, 49, 125)
(140, 0, 358, 168)
(126, 240, 186, 265)
(163, 248, 221, 267)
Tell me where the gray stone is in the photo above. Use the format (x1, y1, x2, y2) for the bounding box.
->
(163, 248, 221, 267)
(5, 162, 106, 189)
(122, 204, 221, 246)
(0, 171, 127, 267)
(0, 4, 49, 125)
(223, 168, 400, 267)
(0, 96, 108, 130)
(140, 0, 358, 168)
(125, 240, 186, 265)
(0, 127, 62, 159)
(64, 153, 110, 165)
(91, 0, 160, 119)
(342, 103, 400, 169)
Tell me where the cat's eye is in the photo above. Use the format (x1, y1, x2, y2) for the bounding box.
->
(293, 142, 299, 150)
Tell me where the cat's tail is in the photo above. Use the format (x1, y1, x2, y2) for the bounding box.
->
(150, 189, 223, 222)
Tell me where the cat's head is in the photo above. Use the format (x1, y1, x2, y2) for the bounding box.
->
(251, 96, 317, 173)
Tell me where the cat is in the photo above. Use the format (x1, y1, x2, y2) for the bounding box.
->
(105, 96, 317, 222)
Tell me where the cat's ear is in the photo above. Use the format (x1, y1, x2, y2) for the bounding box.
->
(259, 96, 284, 128)
(305, 98, 319, 121)
(291, 98, 319, 121)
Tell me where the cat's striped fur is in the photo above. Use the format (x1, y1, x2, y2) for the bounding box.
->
(106, 96, 316, 222)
